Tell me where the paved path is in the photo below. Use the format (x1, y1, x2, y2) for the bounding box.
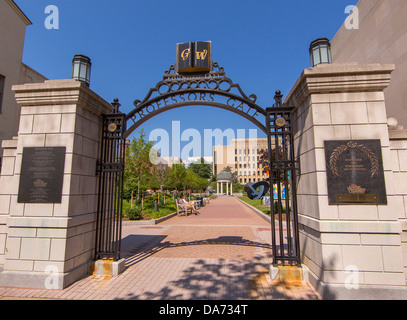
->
(0, 197, 321, 300)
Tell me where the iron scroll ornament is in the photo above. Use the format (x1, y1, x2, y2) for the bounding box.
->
(124, 62, 268, 138)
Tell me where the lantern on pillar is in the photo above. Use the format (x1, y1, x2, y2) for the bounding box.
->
(309, 38, 332, 67)
(72, 54, 92, 87)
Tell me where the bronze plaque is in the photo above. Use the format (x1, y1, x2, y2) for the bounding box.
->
(324, 140, 387, 205)
(18, 147, 66, 204)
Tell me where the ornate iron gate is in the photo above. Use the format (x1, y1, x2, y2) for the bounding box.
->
(266, 91, 301, 265)
(95, 99, 126, 261)
(94, 49, 301, 266)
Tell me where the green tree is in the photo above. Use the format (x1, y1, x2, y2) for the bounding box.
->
(188, 157, 212, 180)
(153, 162, 171, 191)
(166, 162, 187, 192)
(125, 130, 155, 199)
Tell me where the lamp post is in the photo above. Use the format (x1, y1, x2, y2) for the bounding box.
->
(309, 38, 332, 67)
(72, 54, 92, 87)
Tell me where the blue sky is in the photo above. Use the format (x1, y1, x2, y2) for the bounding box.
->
(15, 0, 358, 160)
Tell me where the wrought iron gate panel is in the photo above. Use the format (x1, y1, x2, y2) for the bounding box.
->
(95, 99, 126, 261)
(267, 92, 300, 266)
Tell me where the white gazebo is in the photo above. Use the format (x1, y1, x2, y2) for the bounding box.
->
(216, 171, 233, 196)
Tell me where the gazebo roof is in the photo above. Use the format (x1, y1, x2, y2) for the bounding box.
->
(216, 171, 233, 181)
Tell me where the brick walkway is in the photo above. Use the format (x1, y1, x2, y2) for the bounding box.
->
(0, 197, 321, 300)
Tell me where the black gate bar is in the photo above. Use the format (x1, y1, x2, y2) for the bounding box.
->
(266, 91, 301, 266)
(95, 99, 126, 261)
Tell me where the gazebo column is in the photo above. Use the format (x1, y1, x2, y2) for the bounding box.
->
(217, 182, 219, 195)
(231, 183, 233, 196)
(221, 182, 223, 195)
(226, 182, 229, 196)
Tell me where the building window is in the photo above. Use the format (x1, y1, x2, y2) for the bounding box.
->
(0, 74, 5, 113)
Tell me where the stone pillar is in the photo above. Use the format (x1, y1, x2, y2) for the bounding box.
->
(0, 137, 18, 267)
(0, 79, 111, 289)
(389, 127, 407, 280)
(285, 63, 407, 299)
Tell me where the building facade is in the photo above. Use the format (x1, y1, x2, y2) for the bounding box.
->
(212, 138, 268, 184)
(0, 0, 47, 170)
(331, 0, 407, 127)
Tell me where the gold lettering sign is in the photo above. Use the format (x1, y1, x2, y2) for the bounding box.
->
(196, 49, 208, 60)
(181, 48, 191, 61)
(177, 42, 211, 74)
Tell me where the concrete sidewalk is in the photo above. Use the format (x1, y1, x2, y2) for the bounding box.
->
(0, 196, 321, 300)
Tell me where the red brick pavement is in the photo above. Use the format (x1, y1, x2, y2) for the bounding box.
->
(0, 196, 321, 300)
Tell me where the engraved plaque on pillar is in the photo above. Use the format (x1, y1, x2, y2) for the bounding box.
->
(324, 140, 387, 205)
(18, 147, 66, 204)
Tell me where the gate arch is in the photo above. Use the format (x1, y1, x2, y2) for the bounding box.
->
(95, 59, 301, 267)
(124, 63, 268, 138)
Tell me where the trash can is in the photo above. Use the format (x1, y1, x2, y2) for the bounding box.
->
(196, 197, 203, 207)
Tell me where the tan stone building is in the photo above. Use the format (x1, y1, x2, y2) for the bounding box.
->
(212, 138, 268, 184)
(0, 0, 47, 170)
(332, 0, 407, 127)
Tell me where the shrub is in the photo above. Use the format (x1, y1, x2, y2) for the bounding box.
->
(125, 206, 143, 220)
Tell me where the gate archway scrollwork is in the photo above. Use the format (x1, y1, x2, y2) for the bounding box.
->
(124, 62, 267, 138)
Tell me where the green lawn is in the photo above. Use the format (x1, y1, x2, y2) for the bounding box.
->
(238, 196, 270, 215)
(123, 198, 177, 221)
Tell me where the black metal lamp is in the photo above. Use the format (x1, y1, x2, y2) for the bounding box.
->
(72, 54, 92, 86)
(309, 38, 332, 67)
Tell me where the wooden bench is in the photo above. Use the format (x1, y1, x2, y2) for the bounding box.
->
(175, 201, 193, 216)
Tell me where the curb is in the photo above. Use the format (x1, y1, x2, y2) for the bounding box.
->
(235, 196, 271, 223)
(122, 212, 177, 226)
(236, 197, 289, 228)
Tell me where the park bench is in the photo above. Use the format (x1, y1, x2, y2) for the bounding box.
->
(175, 201, 193, 216)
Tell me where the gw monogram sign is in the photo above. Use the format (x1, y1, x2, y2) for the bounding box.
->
(177, 41, 212, 74)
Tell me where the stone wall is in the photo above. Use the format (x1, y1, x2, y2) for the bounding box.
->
(285, 63, 407, 299)
(0, 79, 111, 289)
(389, 128, 407, 279)
(332, 0, 407, 128)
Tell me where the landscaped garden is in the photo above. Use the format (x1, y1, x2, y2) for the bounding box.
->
(123, 130, 214, 221)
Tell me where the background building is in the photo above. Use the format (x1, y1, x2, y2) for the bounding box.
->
(331, 0, 407, 127)
(212, 138, 268, 184)
(0, 0, 47, 170)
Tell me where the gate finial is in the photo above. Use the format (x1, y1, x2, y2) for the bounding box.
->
(111, 98, 121, 114)
(274, 90, 283, 108)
